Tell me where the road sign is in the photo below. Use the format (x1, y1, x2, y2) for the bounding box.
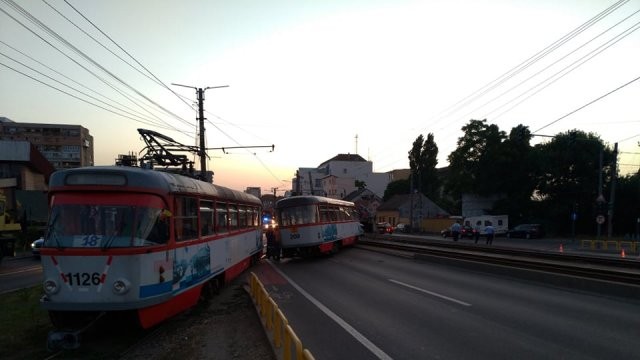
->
(596, 215, 605, 224)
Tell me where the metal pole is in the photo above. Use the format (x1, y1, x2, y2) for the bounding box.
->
(607, 142, 618, 238)
(197, 88, 206, 177)
(597, 148, 603, 238)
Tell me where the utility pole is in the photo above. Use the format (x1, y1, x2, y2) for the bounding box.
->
(172, 83, 229, 180)
(607, 142, 618, 238)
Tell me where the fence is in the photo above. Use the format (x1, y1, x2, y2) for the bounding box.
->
(248, 272, 315, 360)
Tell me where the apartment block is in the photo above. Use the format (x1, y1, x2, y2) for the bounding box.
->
(0, 117, 93, 169)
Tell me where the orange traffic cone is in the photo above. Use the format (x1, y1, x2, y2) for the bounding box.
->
(559, 244, 564, 253)
(621, 249, 626, 258)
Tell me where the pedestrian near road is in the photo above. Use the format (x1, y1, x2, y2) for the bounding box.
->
(473, 224, 481, 244)
(451, 221, 461, 242)
(485, 222, 495, 245)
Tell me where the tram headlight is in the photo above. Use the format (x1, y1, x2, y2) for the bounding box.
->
(112, 278, 131, 295)
(43, 279, 59, 295)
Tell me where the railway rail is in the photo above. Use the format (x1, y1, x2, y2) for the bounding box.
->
(358, 235, 640, 297)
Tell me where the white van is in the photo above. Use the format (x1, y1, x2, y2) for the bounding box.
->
(464, 215, 508, 235)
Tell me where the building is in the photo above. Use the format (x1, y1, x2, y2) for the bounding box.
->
(292, 154, 389, 198)
(0, 117, 93, 170)
(245, 187, 261, 199)
(376, 193, 450, 233)
(0, 140, 55, 223)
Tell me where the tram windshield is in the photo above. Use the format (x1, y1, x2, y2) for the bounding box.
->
(46, 204, 170, 248)
(278, 205, 319, 226)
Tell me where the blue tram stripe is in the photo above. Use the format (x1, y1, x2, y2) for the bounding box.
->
(139, 281, 172, 298)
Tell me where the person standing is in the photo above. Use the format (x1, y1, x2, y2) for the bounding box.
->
(473, 223, 481, 244)
(451, 221, 461, 242)
(485, 222, 495, 245)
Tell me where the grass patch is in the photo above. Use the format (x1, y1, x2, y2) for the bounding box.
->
(0, 286, 53, 359)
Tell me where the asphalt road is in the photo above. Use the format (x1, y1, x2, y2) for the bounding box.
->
(253, 247, 640, 360)
(0, 255, 42, 294)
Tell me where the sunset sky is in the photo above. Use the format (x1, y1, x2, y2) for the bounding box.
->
(1, 0, 638, 193)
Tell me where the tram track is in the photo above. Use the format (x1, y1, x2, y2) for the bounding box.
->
(357, 236, 640, 296)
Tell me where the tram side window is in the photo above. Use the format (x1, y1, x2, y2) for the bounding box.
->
(251, 206, 260, 227)
(238, 205, 248, 229)
(229, 204, 239, 230)
(216, 203, 228, 233)
(200, 200, 214, 236)
(175, 196, 198, 241)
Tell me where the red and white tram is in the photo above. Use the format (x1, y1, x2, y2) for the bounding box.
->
(274, 195, 363, 258)
(39, 166, 263, 329)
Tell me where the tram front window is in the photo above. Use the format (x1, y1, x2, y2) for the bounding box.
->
(46, 204, 169, 248)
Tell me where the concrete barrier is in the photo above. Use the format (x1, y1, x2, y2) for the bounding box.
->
(249, 272, 315, 360)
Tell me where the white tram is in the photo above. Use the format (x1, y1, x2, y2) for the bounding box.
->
(274, 195, 363, 258)
(39, 166, 263, 329)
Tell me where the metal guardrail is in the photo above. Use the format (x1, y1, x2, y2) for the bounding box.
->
(249, 272, 315, 360)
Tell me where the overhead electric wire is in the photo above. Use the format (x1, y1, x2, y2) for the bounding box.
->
(426, 0, 630, 129)
(0, 39, 168, 124)
(204, 118, 282, 184)
(41, 0, 169, 89)
(485, 17, 640, 121)
(0, 3, 181, 133)
(0, 60, 174, 128)
(534, 74, 640, 133)
(0, 50, 184, 131)
(2, 0, 193, 132)
(61, 0, 198, 113)
(455, 8, 640, 123)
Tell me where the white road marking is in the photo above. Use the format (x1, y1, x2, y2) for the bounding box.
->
(388, 279, 472, 307)
(269, 263, 394, 360)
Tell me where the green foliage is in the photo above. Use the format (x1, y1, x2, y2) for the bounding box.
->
(408, 133, 440, 201)
(383, 179, 410, 202)
(446, 119, 507, 197)
(389, 117, 637, 237)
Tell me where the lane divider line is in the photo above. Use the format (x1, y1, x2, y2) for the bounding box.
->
(388, 279, 472, 307)
(269, 263, 394, 360)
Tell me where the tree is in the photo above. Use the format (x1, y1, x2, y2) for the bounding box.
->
(532, 130, 613, 235)
(446, 119, 506, 197)
(491, 124, 538, 224)
(408, 133, 440, 200)
(614, 172, 640, 237)
(383, 179, 410, 202)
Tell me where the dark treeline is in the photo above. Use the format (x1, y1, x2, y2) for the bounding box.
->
(386, 119, 639, 238)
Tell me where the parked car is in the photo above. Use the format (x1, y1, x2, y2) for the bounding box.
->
(377, 222, 393, 234)
(441, 225, 477, 239)
(506, 224, 544, 239)
(394, 223, 409, 233)
(31, 237, 44, 258)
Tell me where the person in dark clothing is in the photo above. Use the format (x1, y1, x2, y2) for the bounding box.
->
(265, 228, 280, 261)
(473, 225, 481, 244)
